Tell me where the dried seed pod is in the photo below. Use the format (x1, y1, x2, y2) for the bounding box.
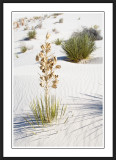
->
(49, 66, 53, 70)
(40, 81, 44, 87)
(53, 56, 57, 62)
(46, 33, 50, 40)
(42, 69, 45, 73)
(46, 66, 50, 71)
(49, 72, 54, 78)
(41, 45, 45, 50)
(51, 72, 55, 77)
(55, 75, 58, 78)
(40, 66, 43, 70)
(52, 84, 57, 89)
(39, 52, 44, 58)
(55, 65, 61, 69)
(48, 59, 52, 63)
(48, 74, 52, 79)
(36, 55, 39, 61)
(47, 43, 51, 48)
(50, 60, 54, 66)
(41, 66, 45, 70)
(40, 76, 44, 80)
(40, 65, 45, 70)
(40, 61, 45, 66)
(44, 76, 49, 81)
(46, 42, 51, 49)
(49, 63, 54, 69)
(41, 57, 46, 62)
(53, 57, 57, 64)
(53, 79, 59, 85)
(46, 48, 51, 54)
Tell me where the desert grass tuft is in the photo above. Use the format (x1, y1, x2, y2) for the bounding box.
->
(54, 38, 63, 45)
(24, 96, 66, 127)
(51, 13, 63, 18)
(28, 30, 37, 39)
(33, 16, 40, 20)
(20, 46, 27, 53)
(59, 18, 63, 23)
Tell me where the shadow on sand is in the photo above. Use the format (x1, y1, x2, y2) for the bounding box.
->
(13, 93, 103, 143)
(57, 56, 69, 61)
(19, 37, 30, 41)
(57, 56, 103, 64)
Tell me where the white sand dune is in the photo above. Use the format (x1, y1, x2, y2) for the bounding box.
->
(12, 12, 104, 148)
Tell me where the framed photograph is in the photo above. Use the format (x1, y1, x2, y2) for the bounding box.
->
(3, 2, 113, 158)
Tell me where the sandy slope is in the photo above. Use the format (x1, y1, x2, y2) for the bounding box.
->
(12, 12, 104, 148)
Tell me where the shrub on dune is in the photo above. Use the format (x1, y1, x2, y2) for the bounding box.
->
(28, 30, 37, 39)
(52, 13, 63, 17)
(33, 16, 40, 20)
(20, 46, 27, 53)
(72, 27, 103, 41)
(59, 18, 63, 23)
(62, 33, 96, 62)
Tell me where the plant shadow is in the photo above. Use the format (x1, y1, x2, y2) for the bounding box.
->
(13, 93, 103, 145)
(17, 52, 22, 54)
(68, 93, 103, 116)
(13, 113, 46, 140)
(57, 56, 69, 62)
(57, 55, 103, 64)
(19, 37, 30, 41)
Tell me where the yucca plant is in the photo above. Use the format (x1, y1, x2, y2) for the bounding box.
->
(28, 30, 36, 39)
(31, 32, 65, 125)
(24, 34, 67, 129)
(35, 33, 61, 123)
(62, 33, 96, 62)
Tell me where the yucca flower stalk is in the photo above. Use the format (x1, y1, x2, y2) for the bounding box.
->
(36, 33, 61, 123)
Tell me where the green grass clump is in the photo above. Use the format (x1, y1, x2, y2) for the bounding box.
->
(62, 33, 96, 62)
(54, 38, 63, 45)
(59, 18, 63, 23)
(24, 96, 67, 126)
(28, 30, 36, 39)
(20, 46, 27, 53)
(51, 13, 63, 17)
(33, 16, 39, 20)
